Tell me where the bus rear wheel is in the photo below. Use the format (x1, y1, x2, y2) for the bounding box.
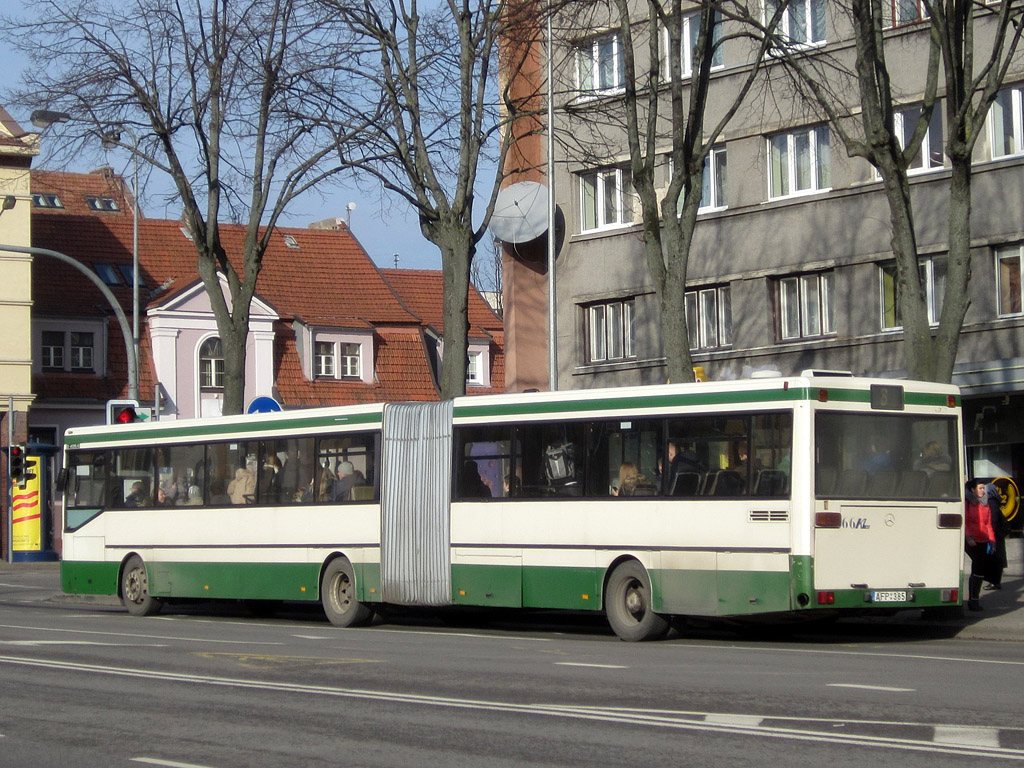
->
(120, 555, 163, 617)
(605, 560, 669, 642)
(321, 558, 373, 628)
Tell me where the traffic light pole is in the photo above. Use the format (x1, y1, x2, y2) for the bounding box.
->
(0, 244, 139, 402)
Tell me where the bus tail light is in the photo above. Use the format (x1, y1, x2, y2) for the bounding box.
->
(815, 512, 842, 528)
(938, 513, 962, 529)
(947, 395, 957, 408)
(816, 591, 835, 605)
(941, 588, 959, 603)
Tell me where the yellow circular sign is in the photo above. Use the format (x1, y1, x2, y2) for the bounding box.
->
(991, 476, 1020, 522)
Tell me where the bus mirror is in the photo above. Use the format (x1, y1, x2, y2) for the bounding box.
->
(56, 467, 69, 493)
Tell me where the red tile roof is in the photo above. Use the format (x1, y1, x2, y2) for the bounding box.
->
(30, 170, 504, 406)
(32, 168, 136, 216)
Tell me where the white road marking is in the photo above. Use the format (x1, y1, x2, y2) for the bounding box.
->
(292, 635, 332, 640)
(828, 683, 915, 692)
(0, 623, 282, 645)
(131, 758, 218, 768)
(0, 583, 39, 589)
(0, 640, 166, 647)
(685, 642, 1024, 668)
(555, 662, 628, 669)
(706, 714, 765, 727)
(2, 655, 1022, 761)
(934, 726, 1001, 747)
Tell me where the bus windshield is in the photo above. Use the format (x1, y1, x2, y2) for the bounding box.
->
(815, 412, 960, 500)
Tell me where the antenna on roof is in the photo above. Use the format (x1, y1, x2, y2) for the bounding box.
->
(393, 253, 399, 269)
(345, 201, 356, 229)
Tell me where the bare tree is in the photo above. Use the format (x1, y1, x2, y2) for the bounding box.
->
(4, 0, 368, 413)
(775, 0, 1023, 382)
(325, 0, 537, 398)
(554, 0, 773, 382)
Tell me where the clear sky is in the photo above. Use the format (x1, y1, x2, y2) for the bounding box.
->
(0, 50, 442, 272)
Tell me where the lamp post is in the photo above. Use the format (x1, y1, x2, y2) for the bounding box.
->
(30, 110, 141, 402)
(102, 126, 140, 397)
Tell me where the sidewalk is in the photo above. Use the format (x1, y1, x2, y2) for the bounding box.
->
(2, 543, 1022, 641)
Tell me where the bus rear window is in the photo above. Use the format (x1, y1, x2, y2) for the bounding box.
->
(815, 413, 959, 500)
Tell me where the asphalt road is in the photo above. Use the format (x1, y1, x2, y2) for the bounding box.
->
(1, 568, 1023, 767)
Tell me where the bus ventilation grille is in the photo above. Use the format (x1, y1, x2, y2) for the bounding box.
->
(749, 510, 789, 522)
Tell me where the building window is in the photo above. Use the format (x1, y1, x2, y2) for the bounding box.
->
(576, 33, 624, 94)
(86, 196, 120, 212)
(199, 337, 225, 390)
(880, 258, 946, 330)
(32, 193, 63, 208)
(466, 351, 482, 385)
(768, 126, 830, 198)
(94, 264, 121, 285)
(580, 167, 634, 232)
(997, 245, 1023, 316)
(666, 11, 724, 77)
(777, 272, 835, 340)
(668, 147, 728, 214)
(69, 332, 95, 371)
(41, 331, 64, 371)
(895, 106, 944, 172)
(583, 298, 635, 364)
(990, 85, 1024, 159)
(315, 341, 335, 377)
(884, 0, 929, 27)
(686, 285, 731, 350)
(340, 343, 361, 378)
(766, 0, 826, 46)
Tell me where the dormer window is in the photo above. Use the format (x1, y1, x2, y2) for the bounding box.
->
(312, 331, 373, 383)
(32, 193, 63, 208)
(282, 234, 300, 249)
(86, 196, 120, 212)
(466, 341, 491, 386)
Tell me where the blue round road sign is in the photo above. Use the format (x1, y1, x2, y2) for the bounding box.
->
(247, 396, 283, 414)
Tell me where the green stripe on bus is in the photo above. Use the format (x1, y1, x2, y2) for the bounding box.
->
(64, 411, 383, 446)
(454, 388, 811, 420)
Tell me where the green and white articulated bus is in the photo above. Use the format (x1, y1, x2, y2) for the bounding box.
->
(60, 373, 965, 641)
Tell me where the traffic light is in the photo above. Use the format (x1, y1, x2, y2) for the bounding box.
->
(107, 399, 142, 425)
(9, 444, 25, 482)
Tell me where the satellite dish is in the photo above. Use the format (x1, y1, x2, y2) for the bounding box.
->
(490, 181, 549, 244)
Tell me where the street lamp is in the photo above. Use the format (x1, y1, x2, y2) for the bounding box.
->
(30, 110, 141, 402)
(101, 126, 140, 400)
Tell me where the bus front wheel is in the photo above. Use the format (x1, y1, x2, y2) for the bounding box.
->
(321, 558, 373, 628)
(120, 555, 163, 617)
(605, 560, 669, 642)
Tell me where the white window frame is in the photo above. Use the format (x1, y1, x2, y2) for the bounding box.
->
(990, 85, 1024, 160)
(894, 106, 944, 173)
(584, 298, 635, 364)
(667, 147, 728, 215)
(198, 337, 226, 391)
(768, 126, 831, 199)
(880, 258, 946, 331)
(315, 341, 335, 377)
(664, 11, 724, 79)
(465, 341, 491, 386)
(41, 331, 64, 371)
(766, 0, 827, 47)
(685, 285, 732, 350)
(884, 0, 929, 27)
(576, 33, 624, 95)
(580, 167, 634, 232)
(340, 342, 361, 379)
(996, 245, 1024, 317)
(69, 331, 95, 371)
(777, 272, 835, 341)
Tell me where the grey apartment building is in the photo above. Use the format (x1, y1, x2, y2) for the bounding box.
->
(500, 0, 1024, 482)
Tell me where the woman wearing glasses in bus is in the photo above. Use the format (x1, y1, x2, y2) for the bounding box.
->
(964, 479, 997, 612)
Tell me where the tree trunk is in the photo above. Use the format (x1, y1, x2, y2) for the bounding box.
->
(433, 227, 473, 399)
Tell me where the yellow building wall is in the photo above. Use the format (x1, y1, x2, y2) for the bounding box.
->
(0, 124, 38, 420)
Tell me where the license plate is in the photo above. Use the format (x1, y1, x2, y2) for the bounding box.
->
(872, 590, 907, 602)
